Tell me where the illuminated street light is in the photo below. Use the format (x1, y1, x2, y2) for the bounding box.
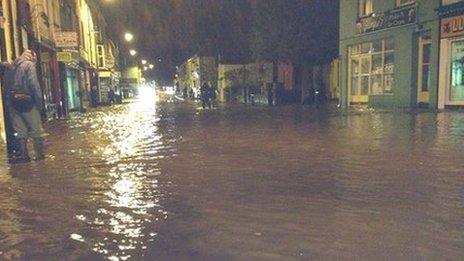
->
(149, 64, 154, 69)
(124, 32, 134, 42)
(143, 66, 148, 71)
(141, 59, 147, 65)
(129, 49, 137, 56)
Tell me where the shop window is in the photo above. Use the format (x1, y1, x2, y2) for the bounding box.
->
(349, 39, 395, 97)
(397, 0, 415, 7)
(359, 0, 373, 17)
(450, 40, 464, 101)
(421, 41, 431, 92)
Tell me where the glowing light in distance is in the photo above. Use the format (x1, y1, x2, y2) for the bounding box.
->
(124, 32, 134, 42)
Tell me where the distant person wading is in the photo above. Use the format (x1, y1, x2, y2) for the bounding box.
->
(7, 50, 46, 163)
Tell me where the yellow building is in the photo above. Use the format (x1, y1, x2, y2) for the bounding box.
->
(76, 0, 99, 108)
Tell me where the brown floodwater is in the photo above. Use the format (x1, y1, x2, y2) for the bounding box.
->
(0, 92, 463, 260)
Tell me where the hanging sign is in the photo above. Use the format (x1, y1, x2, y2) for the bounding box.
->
(55, 32, 78, 48)
(356, 6, 417, 34)
(57, 52, 72, 62)
(441, 14, 464, 38)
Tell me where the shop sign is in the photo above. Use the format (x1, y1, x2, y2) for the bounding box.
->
(55, 32, 78, 48)
(356, 6, 416, 34)
(441, 14, 464, 38)
(57, 52, 72, 62)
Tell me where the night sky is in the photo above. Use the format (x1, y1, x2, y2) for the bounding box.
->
(100, 0, 339, 83)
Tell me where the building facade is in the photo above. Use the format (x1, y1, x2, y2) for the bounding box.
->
(437, 0, 464, 108)
(57, 0, 82, 113)
(217, 61, 298, 105)
(177, 55, 217, 98)
(339, 0, 441, 108)
(28, 0, 64, 118)
(217, 62, 274, 104)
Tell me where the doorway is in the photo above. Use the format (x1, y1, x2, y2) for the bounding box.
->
(417, 36, 432, 105)
(349, 55, 370, 103)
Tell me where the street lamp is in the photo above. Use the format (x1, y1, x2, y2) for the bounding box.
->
(124, 32, 134, 42)
(143, 66, 148, 71)
(129, 49, 137, 56)
(141, 59, 147, 65)
(149, 64, 154, 69)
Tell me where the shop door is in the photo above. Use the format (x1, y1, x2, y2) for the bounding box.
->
(448, 38, 464, 105)
(417, 36, 432, 105)
(350, 55, 370, 103)
(66, 69, 81, 111)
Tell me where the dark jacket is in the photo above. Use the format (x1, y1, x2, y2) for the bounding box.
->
(11, 56, 43, 109)
(0, 62, 14, 90)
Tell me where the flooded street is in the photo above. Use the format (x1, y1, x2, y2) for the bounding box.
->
(1, 92, 464, 260)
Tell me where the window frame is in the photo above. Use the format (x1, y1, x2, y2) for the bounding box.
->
(348, 39, 395, 100)
(358, 0, 373, 18)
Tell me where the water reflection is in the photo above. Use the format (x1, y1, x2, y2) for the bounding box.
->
(80, 88, 170, 260)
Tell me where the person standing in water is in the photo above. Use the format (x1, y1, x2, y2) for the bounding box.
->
(7, 50, 46, 163)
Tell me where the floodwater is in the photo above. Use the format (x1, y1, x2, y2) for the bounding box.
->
(1, 91, 464, 260)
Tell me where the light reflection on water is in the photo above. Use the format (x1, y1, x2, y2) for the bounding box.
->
(84, 90, 169, 260)
(0, 90, 174, 260)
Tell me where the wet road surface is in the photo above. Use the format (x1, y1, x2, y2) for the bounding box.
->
(1, 92, 464, 260)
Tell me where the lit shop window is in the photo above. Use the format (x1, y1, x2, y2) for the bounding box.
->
(397, 0, 415, 6)
(450, 40, 464, 101)
(349, 39, 395, 96)
(359, 0, 373, 17)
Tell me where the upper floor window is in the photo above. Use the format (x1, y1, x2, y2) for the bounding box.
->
(397, 0, 415, 7)
(359, 0, 373, 17)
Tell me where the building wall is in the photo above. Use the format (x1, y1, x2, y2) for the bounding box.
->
(76, 0, 97, 67)
(28, 0, 61, 47)
(339, 0, 441, 108)
(277, 61, 294, 90)
(177, 55, 217, 98)
(218, 62, 273, 103)
(199, 56, 217, 87)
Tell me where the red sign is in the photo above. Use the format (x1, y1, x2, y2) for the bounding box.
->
(441, 15, 464, 38)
